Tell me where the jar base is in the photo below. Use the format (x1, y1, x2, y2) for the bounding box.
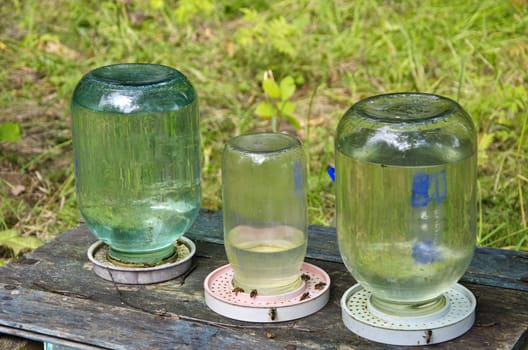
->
(108, 244, 176, 266)
(231, 276, 302, 296)
(369, 294, 447, 318)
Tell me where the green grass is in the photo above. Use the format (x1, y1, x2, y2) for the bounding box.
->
(0, 0, 526, 259)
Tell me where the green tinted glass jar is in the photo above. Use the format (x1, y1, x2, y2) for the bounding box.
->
(71, 63, 201, 265)
(336, 93, 477, 315)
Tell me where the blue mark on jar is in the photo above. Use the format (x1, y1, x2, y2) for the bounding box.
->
(433, 169, 447, 204)
(411, 169, 447, 264)
(410, 172, 431, 207)
(410, 169, 447, 207)
(412, 240, 443, 264)
(327, 166, 335, 182)
(294, 161, 303, 190)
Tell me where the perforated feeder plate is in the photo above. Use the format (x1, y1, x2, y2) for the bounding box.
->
(87, 237, 196, 284)
(341, 283, 476, 346)
(204, 262, 331, 322)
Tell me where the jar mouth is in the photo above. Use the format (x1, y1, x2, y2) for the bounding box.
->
(228, 133, 301, 154)
(353, 93, 457, 123)
(90, 63, 180, 87)
(72, 63, 196, 113)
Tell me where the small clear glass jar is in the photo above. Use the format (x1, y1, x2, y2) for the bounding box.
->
(335, 93, 477, 315)
(222, 133, 308, 295)
(71, 63, 201, 265)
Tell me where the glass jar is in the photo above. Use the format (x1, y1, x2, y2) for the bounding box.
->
(222, 133, 308, 295)
(335, 93, 477, 315)
(71, 63, 201, 265)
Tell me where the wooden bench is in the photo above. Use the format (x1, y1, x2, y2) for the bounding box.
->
(0, 209, 527, 349)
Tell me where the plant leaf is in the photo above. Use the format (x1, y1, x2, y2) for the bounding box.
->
(283, 113, 301, 130)
(279, 101, 295, 116)
(0, 229, 42, 257)
(150, 0, 165, 10)
(279, 76, 296, 101)
(262, 78, 281, 99)
(255, 102, 276, 118)
(0, 122, 22, 142)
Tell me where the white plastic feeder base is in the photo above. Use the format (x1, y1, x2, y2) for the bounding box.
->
(341, 283, 476, 346)
(204, 262, 331, 322)
(87, 237, 196, 284)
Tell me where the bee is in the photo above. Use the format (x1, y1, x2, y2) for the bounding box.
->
(423, 329, 432, 344)
(250, 289, 258, 298)
(314, 282, 326, 290)
(153, 309, 168, 316)
(300, 292, 310, 301)
(301, 273, 311, 281)
(269, 307, 277, 321)
(232, 287, 245, 295)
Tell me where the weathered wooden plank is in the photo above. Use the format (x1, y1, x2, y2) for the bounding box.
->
(1, 277, 527, 350)
(0, 282, 268, 350)
(463, 247, 528, 292)
(187, 209, 528, 292)
(0, 224, 526, 349)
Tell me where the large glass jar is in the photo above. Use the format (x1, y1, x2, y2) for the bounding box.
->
(335, 93, 477, 315)
(71, 63, 201, 265)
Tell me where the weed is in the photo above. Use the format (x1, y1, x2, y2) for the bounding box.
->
(0, 122, 22, 142)
(255, 70, 299, 132)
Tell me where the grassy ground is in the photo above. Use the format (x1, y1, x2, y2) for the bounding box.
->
(0, 0, 527, 263)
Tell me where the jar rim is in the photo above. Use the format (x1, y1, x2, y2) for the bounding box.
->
(88, 63, 182, 87)
(227, 132, 302, 155)
(351, 92, 459, 123)
(72, 63, 196, 113)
